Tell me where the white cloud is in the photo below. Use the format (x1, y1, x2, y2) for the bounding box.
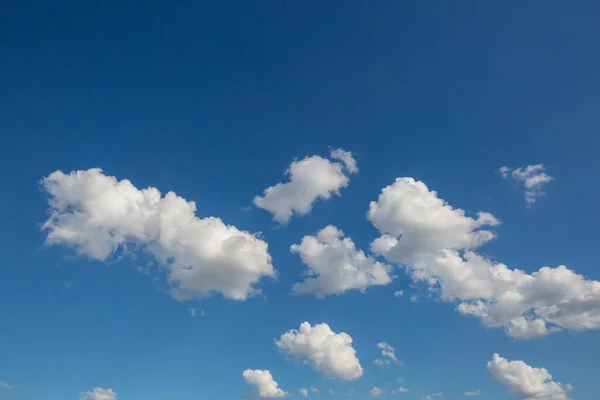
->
(328, 388, 335, 394)
(80, 388, 117, 400)
(374, 342, 401, 366)
(41, 169, 275, 302)
(189, 308, 204, 317)
(0, 382, 10, 389)
(487, 354, 570, 400)
(299, 388, 308, 397)
(498, 164, 554, 206)
(368, 177, 600, 339)
(392, 387, 409, 394)
(394, 290, 403, 297)
(464, 389, 480, 396)
(275, 322, 363, 381)
(243, 369, 289, 398)
(253, 149, 357, 224)
(396, 378, 405, 382)
(291, 225, 394, 297)
(370, 387, 386, 396)
(310, 387, 319, 393)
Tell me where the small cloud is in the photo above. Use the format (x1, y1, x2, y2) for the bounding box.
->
(369, 387, 386, 397)
(565, 384, 573, 391)
(0, 382, 11, 389)
(299, 388, 308, 397)
(497, 164, 554, 206)
(328, 388, 335, 394)
(497, 166, 511, 178)
(392, 387, 409, 394)
(430, 393, 443, 397)
(464, 389, 481, 396)
(310, 387, 319, 393)
(394, 290, 404, 297)
(189, 308, 205, 318)
(409, 295, 418, 303)
(396, 378, 405, 382)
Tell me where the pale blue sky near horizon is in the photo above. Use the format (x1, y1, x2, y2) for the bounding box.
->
(1, 1, 599, 399)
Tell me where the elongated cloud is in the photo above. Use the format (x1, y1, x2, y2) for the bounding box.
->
(291, 225, 393, 297)
(243, 369, 288, 398)
(368, 177, 600, 339)
(487, 354, 570, 400)
(498, 164, 553, 206)
(253, 149, 357, 224)
(275, 322, 363, 380)
(41, 169, 275, 301)
(80, 388, 117, 400)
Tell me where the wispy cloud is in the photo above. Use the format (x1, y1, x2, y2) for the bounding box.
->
(498, 164, 554, 206)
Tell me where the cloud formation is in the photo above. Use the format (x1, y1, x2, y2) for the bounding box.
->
(291, 225, 393, 297)
(41, 169, 275, 301)
(243, 369, 289, 398)
(374, 341, 400, 366)
(80, 388, 117, 400)
(498, 164, 554, 206)
(275, 322, 363, 380)
(487, 354, 570, 400)
(369, 387, 386, 396)
(253, 149, 357, 224)
(368, 177, 600, 339)
(299, 388, 308, 397)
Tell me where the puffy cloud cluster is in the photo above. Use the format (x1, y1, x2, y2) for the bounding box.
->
(373, 342, 400, 366)
(80, 388, 117, 400)
(253, 149, 358, 224)
(291, 225, 394, 297)
(41, 169, 275, 301)
(243, 369, 288, 398)
(368, 177, 600, 339)
(498, 164, 553, 206)
(487, 354, 570, 400)
(275, 322, 363, 380)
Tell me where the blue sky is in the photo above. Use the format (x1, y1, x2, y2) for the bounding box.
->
(1, 1, 600, 399)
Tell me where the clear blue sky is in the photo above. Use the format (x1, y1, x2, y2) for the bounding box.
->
(1, 1, 599, 400)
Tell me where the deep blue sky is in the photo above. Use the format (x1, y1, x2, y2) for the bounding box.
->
(1, 1, 599, 399)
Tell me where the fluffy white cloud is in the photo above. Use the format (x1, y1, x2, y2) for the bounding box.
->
(498, 164, 554, 206)
(392, 387, 409, 394)
(394, 290, 403, 297)
(299, 388, 309, 397)
(243, 369, 288, 398)
(487, 354, 570, 400)
(253, 149, 357, 224)
(41, 169, 275, 301)
(291, 225, 394, 297)
(275, 322, 363, 381)
(80, 388, 117, 400)
(370, 387, 386, 396)
(368, 177, 600, 339)
(464, 389, 480, 396)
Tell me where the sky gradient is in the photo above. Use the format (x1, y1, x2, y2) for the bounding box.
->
(1, 1, 599, 400)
